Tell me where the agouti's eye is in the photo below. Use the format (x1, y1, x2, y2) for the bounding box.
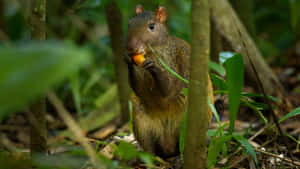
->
(148, 23, 155, 31)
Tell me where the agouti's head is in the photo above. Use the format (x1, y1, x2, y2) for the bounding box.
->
(126, 5, 168, 56)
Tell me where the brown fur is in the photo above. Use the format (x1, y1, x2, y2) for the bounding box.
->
(127, 6, 213, 158)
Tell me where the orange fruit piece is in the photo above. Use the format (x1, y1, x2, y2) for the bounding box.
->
(133, 54, 145, 66)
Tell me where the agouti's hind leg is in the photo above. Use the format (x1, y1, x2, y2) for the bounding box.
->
(132, 121, 157, 154)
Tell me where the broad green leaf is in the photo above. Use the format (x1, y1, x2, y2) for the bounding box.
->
(114, 141, 155, 167)
(279, 107, 300, 123)
(209, 61, 226, 76)
(115, 142, 154, 167)
(114, 141, 139, 161)
(0, 42, 91, 119)
(207, 135, 232, 168)
(233, 135, 258, 165)
(225, 54, 244, 133)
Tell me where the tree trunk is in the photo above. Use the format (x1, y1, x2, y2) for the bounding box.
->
(230, 0, 256, 37)
(30, 0, 46, 40)
(210, 0, 293, 112)
(210, 18, 223, 62)
(29, 99, 47, 153)
(105, 1, 130, 124)
(183, 0, 210, 168)
(0, 0, 9, 42)
(0, 1, 6, 33)
(29, 0, 47, 154)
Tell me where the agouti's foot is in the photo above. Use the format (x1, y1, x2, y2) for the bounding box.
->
(142, 58, 156, 71)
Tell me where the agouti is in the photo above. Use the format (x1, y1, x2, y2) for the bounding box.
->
(125, 5, 214, 158)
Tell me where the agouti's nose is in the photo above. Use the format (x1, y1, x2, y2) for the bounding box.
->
(126, 38, 139, 53)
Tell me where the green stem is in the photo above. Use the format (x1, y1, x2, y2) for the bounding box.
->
(148, 45, 189, 84)
(240, 98, 268, 124)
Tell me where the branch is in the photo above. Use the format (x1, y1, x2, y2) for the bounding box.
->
(47, 91, 104, 169)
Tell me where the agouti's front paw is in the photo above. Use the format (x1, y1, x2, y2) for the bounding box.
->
(142, 58, 156, 71)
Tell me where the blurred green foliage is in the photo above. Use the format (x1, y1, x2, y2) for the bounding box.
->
(255, 0, 299, 61)
(0, 42, 91, 120)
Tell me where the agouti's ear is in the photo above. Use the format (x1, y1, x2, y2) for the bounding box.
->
(135, 5, 144, 15)
(155, 6, 167, 23)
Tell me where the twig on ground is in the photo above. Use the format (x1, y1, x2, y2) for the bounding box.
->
(47, 91, 104, 169)
(249, 124, 272, 141)
(0, 134, 17, 152)
(255, 148, 300, 167)
(228, 155, 250, 168)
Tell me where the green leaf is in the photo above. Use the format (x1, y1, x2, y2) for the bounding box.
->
(210, 74, 227, 91)
(233, 135, 258, 165)
(246, 100, 269, 110)
(69, 72, 82, 115)
(0, 42, 91, 119)
(207, 135, 232, 168)
(279, 107, 300, 123)
(225, 54, 244, 133)
(181, 88, 189, 96)
(139, 152, 155, 168)
(207, 123, 229, 168)
(241, 93, 280, 103)
(114, 141, 155, 166)
(208, 97, 221, 126)
(207, 129, 218, 137)
(289, 0, 300, 31)
(180, 108, 188, 158)
(114, 141, 139, 161)
(240, 98, 268, 124)
(129, 100, 133, 133)
(82, 70, 102, 95)
(209, 61, 226, 76)
(149, 45, 189, 84)
(207, 128, 228, 137)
